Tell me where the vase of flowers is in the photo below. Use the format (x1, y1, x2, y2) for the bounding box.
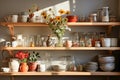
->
(41, 8, 71, 47)
(15, 51, 29, 72)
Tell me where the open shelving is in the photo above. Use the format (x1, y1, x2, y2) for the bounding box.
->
(0, 22, 120, 79)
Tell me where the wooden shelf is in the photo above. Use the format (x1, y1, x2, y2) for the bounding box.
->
(0, 72, 120, 76)
(1, 22, 120, 27)
(2, 47, 120, 51)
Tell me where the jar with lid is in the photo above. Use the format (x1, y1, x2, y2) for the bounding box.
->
(89, 13, 97, 22)
(101, 7, 109, 22)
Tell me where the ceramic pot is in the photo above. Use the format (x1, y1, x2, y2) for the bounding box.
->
(19, 63, 28, 72)
(66, 15, 78, 22)
(28, 62, 38, 71)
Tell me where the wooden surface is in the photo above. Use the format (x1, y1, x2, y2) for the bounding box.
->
(2, 47, 120, 51)
(0, 72, 120, 76)
(1, 22, 120, 27)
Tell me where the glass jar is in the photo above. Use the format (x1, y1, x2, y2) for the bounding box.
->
(102, 7, 109, 22)
(90, 13, 97, 22)
(29, 35, 35, 47)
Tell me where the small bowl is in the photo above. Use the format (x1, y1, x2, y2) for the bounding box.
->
(1, 67, 10, 72)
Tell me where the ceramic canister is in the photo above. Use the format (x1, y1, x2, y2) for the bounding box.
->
(11, 15, 18, 23)
(111, 38, 118, 47)
(102, 38, 111, 47)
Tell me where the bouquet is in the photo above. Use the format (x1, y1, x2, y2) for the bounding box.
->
(41, 8, 71, 39)
(15, 51, 29, 63)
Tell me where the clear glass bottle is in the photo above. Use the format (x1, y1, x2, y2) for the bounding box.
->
(29, 35, 35, 47)
(102, 7, 109, 22)
(36, 35, 41, 47)
(16, 34, 23, 47)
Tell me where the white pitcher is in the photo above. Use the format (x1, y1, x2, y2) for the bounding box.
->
(9, 59, 20, 72)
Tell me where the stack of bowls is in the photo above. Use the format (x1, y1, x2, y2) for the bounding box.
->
(98, 56, 115, 72)
(84, 62, 98, 72)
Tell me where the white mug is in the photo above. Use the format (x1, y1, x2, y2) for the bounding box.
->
(11, 15, 18, 23)
(40, 64, 46, 72)
(21, 15, 28, 22)
(111, 38, 117, 47)
(102, 38, 111, 47)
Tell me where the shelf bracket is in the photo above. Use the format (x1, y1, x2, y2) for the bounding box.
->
(8, 50, 14, 57)
(7, 24, 15, 41)
(107, 26, 113, 37)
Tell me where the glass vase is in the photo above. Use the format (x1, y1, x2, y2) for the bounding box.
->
(56, 37, 63, 47)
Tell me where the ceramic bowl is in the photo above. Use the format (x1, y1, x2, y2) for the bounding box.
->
(100, 63, 115, 72)
(99, 56, 115, 63)
(1, 67, 10, 72)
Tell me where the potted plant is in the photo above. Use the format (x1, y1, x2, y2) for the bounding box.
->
(15, 51, 29, 72)
(28, 51, 40, 71)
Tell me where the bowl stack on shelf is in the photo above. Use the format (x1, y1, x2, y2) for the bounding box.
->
(98, 56, 115, 72)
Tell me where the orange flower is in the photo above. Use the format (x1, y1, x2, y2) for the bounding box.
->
(59, 9, 66, 14)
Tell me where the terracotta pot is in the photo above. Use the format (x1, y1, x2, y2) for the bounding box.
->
(28, 62, 38, 71)
(19, 63, 28, 72)
(66, 15, 78, 22)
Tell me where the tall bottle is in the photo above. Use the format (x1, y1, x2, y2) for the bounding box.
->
(102, 7, 109, 22)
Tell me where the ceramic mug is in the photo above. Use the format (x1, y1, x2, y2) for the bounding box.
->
(21, 15, 28, 22)
(11, 15, 18, 23)
(111, 38, 117, 47)
(102, 38, 111, 47)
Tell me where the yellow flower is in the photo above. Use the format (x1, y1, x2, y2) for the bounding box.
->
(59, 9, 66, 15)
(41, 11, 47, 17)
(55, 16, 61, 21)
(66, 10, 70, 15)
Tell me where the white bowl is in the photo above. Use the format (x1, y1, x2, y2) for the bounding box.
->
(99, 56, 115, 63)
(1, 67, 10, 72)
(100, 63, 115, 72)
